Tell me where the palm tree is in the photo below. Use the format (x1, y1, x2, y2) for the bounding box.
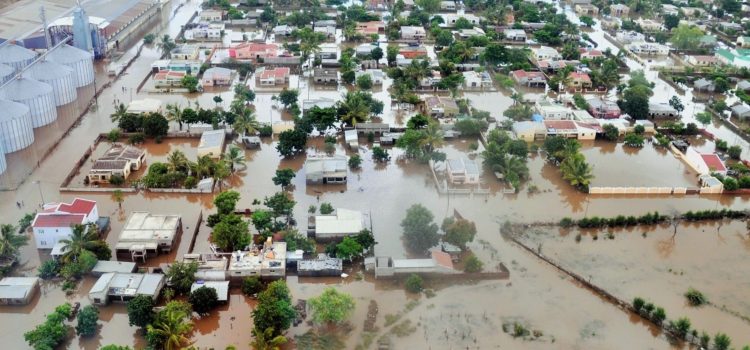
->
(338, 93, 370, 126)
(232, 109, 259, 136)
(167, 150, 189, 173)
(156, 34, 176, 58)
(213, 160, 231, 190)
(165, 103, 184, 130)
(192, 155, 215, 179)
(59, 224, 99, 263)
(112, 189, 124, 210)
(250, 327, 287, 350)
(110, 103, 130, 123)
(419, 123, 445, 154)
(560, 153, 594, 190)
(146, 309, 193, 350)
(0, 224, 28, 261)
(223, 146, 246, 173)
(510, 91, 524, 105)
(551, 70, 572, 92)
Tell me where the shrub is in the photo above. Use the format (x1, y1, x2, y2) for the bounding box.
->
(348, 154, 362, 168)
(319, 202, 334, 214)
(464, 254, 483, 273)
(128, 133, 145, 145)
(76, 305, 99, 337)
(189, 286, 219, 315)
(723, 177, 739, 191)
(372, 146, 390, 162)
(242, 276, 263, 296)
(109, 174, 125, 186)
(684, 288, 707, 306)
(107, 129, 121, 142)
(652, 307, 666, 323)
(38, 259, 60, 279)
(405, 274, 423, 293)
(559, 217, 574, 227)
(633, 297, 645, 311)
(728, 145, 742, 160)
(183, 176, 197, 189)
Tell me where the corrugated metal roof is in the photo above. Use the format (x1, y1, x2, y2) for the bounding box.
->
(0, 64, 13, 80)
(0, 45, 36, 63)
(0, 99, 30, 122)
(25, 60, 74, 80)
(47, 44, 92, 64)
(2, 78, 53, 100)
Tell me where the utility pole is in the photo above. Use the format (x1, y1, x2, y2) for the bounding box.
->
(33, 180, 45, 206)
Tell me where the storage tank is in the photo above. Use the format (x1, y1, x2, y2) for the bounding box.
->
(0, 44, 37, 71)
(0, 64, 14, 84)
(1, 78, 57, 128)
(0, 139, 6, 176)
(46, 44, 94, 88)
(0, 99, 34, 153)
(25, 60, 77, 106)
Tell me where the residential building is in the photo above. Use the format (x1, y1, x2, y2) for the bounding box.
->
(685, 147, 727, 175)
(170, 44, 199, 60)
(255, 67, 290, 86)
(88, 144, 146, 184)
(535, 100, 572, 120)
(575, 4, 599, 15)
(686, 55, 720, 67)
(356, 21, 385, 36)
(715, 49, 750, 68)
(731, 103, 750, 119)
(510, 70, 546, 88)
(32, 198, 99, 249)
(462, 71, 493, 89)
(0, 277, 39, 305)
(153, 70, 186, 88)
(126, 98, 162, 114)
(503, 29, 527, 41)
(191, 281, 230, 302)
(303, 97, 337, 111)
(115, 212, 182, 260)
(648, 103, 678, 118)
(314, 25, 336, 41)
(437, 14, 481, 28)
(627, 42, 670, 55)
(693, 78, 715, 92)
(616, 31, 645, 44)
(736, 80, 750, 92)
(298, 257, 343, 277)
(230, 42, 279, 61)
(532, 46, 561, 62)
(543, 120, 597, 140)
(440, 0, 456, 10)
(512, 121, 546, 142)
(737, 36, 750, 48)
(201, 67, 233, 87)
(610, 3, 629, 16)
(699, 35, 717, 49)
(89, 273, 165, 305)
(536, 59, 580, 73)
(717, 21, 742, 32)
(200, 9, 224, 22)
(188, 23, 224, 40)
(586, 97, 621, 119)
(567, 72, 592, 89)
(344, 129, 358, 148)
(355, 43, 378, 57)
(635, 18, 662, 31)
(422, 96, 459, 118)
(225, 239, 287, 279)
(662, 4, 679, 16)
(680, 7, 705, 18)
(313, 68, 338, 84)
(446, 158, 480, 185)
(272, 24, 293, 36)
(91, 261, 137, 276)
(197, 129, 226, 158)
(399, 46, 428, 59)
(580, 49, 604, 60)
(400, 26, 427, 40)
(311, 208, 365, 240)
(457, 27, 485, 39)
(355, 69, 385, 85)
(370, 251, 456, 278)
(600, 18, 619, 30)
(150, 59, 201, 74)
(305, 155, 348, 184)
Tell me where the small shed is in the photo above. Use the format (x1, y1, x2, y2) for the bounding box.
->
(197, 130, 226, 158)
(241, 135, 261, 149)
(731, 104, 750, 120)
(344, 129, 358, 149)
(0, 277, 39, 305)
(191, 280, 230, 302)
(91, 261, 137, 276)
(127, 99, 162, 114)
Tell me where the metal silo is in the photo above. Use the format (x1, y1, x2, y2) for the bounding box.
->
(25, 60, 77, 106)
(0, 44, 37, 71)
(0, 64, 14, 84)
(1, 78, 57, 128)
(0, 99, 34, 153)
(0, 139, 6, 176)
(46, 44, 94, 88)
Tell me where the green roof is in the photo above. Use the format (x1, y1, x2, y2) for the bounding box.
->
(716, 48, 735, 62)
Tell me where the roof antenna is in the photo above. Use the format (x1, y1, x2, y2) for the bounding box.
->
(40, 5, 52, 50)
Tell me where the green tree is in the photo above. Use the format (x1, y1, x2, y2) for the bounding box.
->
(713, 332, 731, 350)
(181, 75, 199, 93)
(308, 287, 356, 325)
(214, 190, 241, 216)
(143, 33, 156, 45)
(405, 274, 423, 293)
(272, 168, 296, 189)
(696, 112, 712, 126)
(242, 276, 263, 296)
(602, 124, 619, 141)
(372, 146, 390, 162)
(189, 286, 219, 315)
(348, 154, 362, 168)
(728, 145, 742, 160)
(76, 305, 99, 337)
(670, 24, 703, 51)
(415, 0, 440, 13)
(0, 223, 28, 262)
(335, 237, 363, 261)
(250, 327, 287, 350)
(146, 307, 193, 350)
(277, 88, 299, 109)
(276, 128, 308, 157)
(560, 153, 594, 190)
(623, 133, 644, 147)
(353, 229, 377, 252)
(401, 204, 439, 254)
(464, 254, 483, 273)
(141, 113, 169, 138)
(101, 345, 133, 350)
(356, 74, 373, 90)
(223, 146, 246, 173)
(670, 317, 691, 338)
(253, 280, 297, 337)
(319, 202, 334, 214)
(264, 192, 296, 224)
(441, 218, 476, 249)
(157, 34, 176, 57)
(166, 261, 198, 295)
(669, 96, 684, 114)
(24, 303, 72, 350)
(580, 15, 595, 27)
(212, 214, 251, 251)
(622, 85, 651, 120)
(127, 295, 155, 328)
(232, 108, 259, 136)
(663, 14, 679, 30)
(59, 224, 99, 264)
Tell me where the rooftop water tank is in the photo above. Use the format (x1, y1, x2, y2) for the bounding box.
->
(1, 78, 57, 128)
(0, 99, 34, 153)
(0, 44, 36, 71)
(25, 60, 77, 106)
(46, 44, 94, 88)
(0, 64, 14, 84)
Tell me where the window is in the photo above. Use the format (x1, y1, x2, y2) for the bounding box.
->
(41, 241, 47, 246)
(94, 298, 101, 304)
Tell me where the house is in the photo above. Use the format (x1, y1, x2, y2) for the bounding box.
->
(197, 130, 226, 158)
(610, 3, 629, 16)
(314, 25, 336, 41)
(200, 9, 224, 22)
(512, 121, 546, 142)
(298, 257, 343, 277)
(32, 198, 99, 249)
(88, 144, 146, 183)
(715, 49, 750, 68)
(422, 96, 459, 118)
(191, 281, 230, 302)
(648, 103, 678, 118)
(737, 37, 750, 48)
(567, 72, 592, 89)
(303, 97, 337, 111)
(543, 120, 597, 140)
(600, 18, 619, 30)
(355, 69, 385, 85)
(681, 7, 706, 18)
(159, 59, 202, 74)
(437, 14, 481, 28)
(686, 55, 720, 67)
(440, 0, 456, 10)
(685, 147, 727, 175)
(446, 158, 480, 185)
(231, 42, 279, 61)
(580, 49, 604, 60)
(731, 103, 750, 119)
(693, 78, 715, 92)
(736, 80, 750, 92)
(587, 97, 621, 119)
(511, 70, 546, 88)
(153, 70, 186, 88)
(699, 35, 717, 49)
(201, 67, 233, 87)
(457, 27, 485, 39)
(503, 29, 527, 41)
(535, 100, 572, 120)
(699, 174, 724, 194)
(355, 43, 378, 57)
(0, 277, 39, 305)
(532, 46, 561, 62)
(718, 21, 742, 33)
(91, 261, 137, 276)
(356, 21, 385, 36)
(317, 44, 339, 66)
(255, 67, 290, 86)
(400, 26, 427, 41)
(188, 23, 224, 40)
(616, 31, 645, 44)
(370, 251, 456, 278)
(313, 68, 338, 84)
(662, 4, 679, 16)
(273, 24, 293, 36)
(635, 18, 663, 31)
(89, 273, 165, 305)
(115, 212, 182, 260)
(627, 42, 670, 55)
(399, 46, 428, 59)
(304, 155, 348, 184)
(344, 129, 358, 148)
(170, 44, 199, 60)
(462, 71, 493, 89)
(575, 4, 599, 15)
(311, 208, 365, 240)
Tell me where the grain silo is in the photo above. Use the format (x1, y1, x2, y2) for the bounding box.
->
(46, 44, 94, 88)
(0, 44, 37, 71)
(0, 139, 6, 176)
(0, 64, 14, 84)
(1, 78, 57, 128)
(25, 60, 77, 106)
(0, 99, 34, 153)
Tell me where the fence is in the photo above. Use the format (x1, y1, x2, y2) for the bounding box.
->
(588, 186, 684, 195)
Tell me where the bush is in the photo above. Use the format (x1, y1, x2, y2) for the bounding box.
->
(723, 177, 739, 191)
(76, 305, 99, 337)
(143, 33, 156, 44)
(242, 276, 263, 296)
(183, 176, 197, 189)
(372, 146, 390, 162)
(128, 133, 145, 145)
(652, 307, 666, 323)
(258, 124, 273, 137)
(684, 288, 707, 306)
(189, 286, 219, 315)
(633, 297, 645, 311)
(109, 174, 125, 186)
(319, 202, 334, 214)
(464, 254, 483, 273)
(728, 145, 742, 160)
(348, 154, 362, 168)
(38, 259, 60, 279)
(405, 274, 423, 293)
(127, 295, 155, 328)
(559, 217, 574, 228)
(107, 129, 121, 142)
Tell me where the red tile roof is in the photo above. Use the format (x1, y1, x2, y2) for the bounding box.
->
(33, 214, 85, 228)
(259, 67, 290, 79)
(570, 72, 591, 82)
(57, 198, 96, 215)
(544, 120, 577, 130)
(701, 154, 727, 172)
(431, 250, 454, 270)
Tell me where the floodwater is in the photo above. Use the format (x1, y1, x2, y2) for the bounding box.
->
(517, 220, 750, 346)
(2, 0, 750, 349)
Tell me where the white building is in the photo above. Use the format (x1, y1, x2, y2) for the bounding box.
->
(304, 155, 348, 184)
(312, 208, 365, 240)
(400, 26, 427, 40)
(535, 100, 571, 120)
(115, 212, 182, 260)
(191, 281, 230, 302)
(127, 98, 162, 114)
(512, 121, 546, 142)
(0, 277, 40, 305)
(446, 158, 480, 184)
(627, 42, 670, 55)
(615, 31, 645, 44)
(32, 198, 99, 249)
(355, 69, 385, 85)
(197, 129, 226, 159)
(462, 71, 492, 89)
(503, 29, 527, 41)
(89, 272, 165, 305)
(532, 46, 561, 61)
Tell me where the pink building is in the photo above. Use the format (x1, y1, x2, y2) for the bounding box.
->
(230, 43, 280, 61)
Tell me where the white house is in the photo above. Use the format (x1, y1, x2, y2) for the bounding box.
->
(462, 71, 492, 89)
(400, 26, 427, 40)
(503, 29, 527, 41)
(32, 198, 99, 249)
(535, 100, 571, 120)
(615, 31, 645, 44)
(532, 46, 561, 61)
(197, 130, 226, 159)
(355, 69, 385, 85)
(446, 158, 480, 184)
(627, 42, 670, 55)
(312, 208, 365, 240)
